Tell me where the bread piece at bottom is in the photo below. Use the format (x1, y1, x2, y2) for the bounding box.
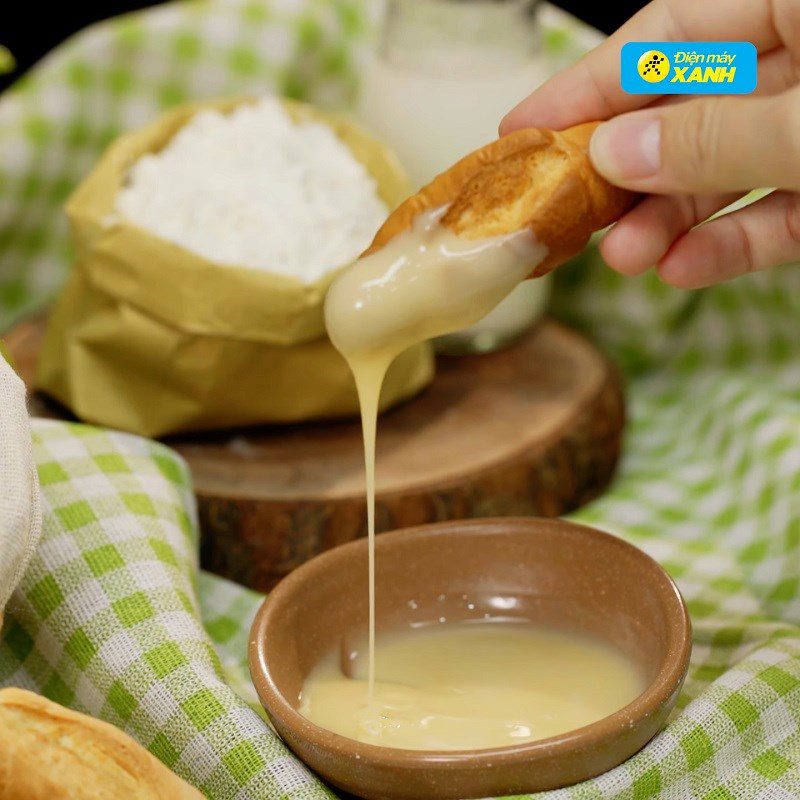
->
(0, 687, 204, 799)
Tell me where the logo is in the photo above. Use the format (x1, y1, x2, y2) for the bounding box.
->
(621, 42, 757, 95)
(637, 50, 670, 82)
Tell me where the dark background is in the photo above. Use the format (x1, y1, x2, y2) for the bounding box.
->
(1, 1, 646, 92)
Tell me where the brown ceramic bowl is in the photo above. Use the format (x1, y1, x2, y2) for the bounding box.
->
(249, 518, 691, 800)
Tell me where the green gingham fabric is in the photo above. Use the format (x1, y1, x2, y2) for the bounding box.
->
(2, 1, 800, 798)
(1, 420, 335, 798)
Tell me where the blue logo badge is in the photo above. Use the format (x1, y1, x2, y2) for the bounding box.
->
(621, 42, 757, 95)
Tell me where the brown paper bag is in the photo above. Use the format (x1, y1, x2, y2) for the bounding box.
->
(36, 98, 433, 436)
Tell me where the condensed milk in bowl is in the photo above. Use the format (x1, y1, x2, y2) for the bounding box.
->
(249, 519, 691, 800)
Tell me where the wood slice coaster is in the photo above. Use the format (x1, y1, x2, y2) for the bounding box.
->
(4, 314, 624, 591)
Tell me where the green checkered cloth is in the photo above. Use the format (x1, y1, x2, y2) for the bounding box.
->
(2, 1, 800, 798)
(2, 420, 332, 798)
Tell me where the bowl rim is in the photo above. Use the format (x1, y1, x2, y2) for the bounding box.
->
(249, 517, 692, 767)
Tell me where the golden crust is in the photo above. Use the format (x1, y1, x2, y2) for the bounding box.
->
(0, 688, 204, 800)
(365, 122, 636, 277)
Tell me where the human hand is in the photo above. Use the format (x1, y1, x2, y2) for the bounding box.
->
(501, 0, 800, 288)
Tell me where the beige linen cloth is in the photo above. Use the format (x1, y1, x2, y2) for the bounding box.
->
(0, 355, 41, 623)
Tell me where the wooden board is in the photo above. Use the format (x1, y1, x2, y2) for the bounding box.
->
(4, 315, 624, 591)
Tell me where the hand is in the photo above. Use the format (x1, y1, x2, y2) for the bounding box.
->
(501, 0, 800, 288)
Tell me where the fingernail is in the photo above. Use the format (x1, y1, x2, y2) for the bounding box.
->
(590, 117, 661, 181)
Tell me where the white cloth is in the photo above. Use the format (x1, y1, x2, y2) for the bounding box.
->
(0, 355, 41, 618)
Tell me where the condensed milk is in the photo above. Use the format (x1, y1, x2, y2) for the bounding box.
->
(299, 621, 645, 750)
(324, 206, 546, 695)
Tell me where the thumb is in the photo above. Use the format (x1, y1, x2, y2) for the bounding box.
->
(588, 88, 800, 194)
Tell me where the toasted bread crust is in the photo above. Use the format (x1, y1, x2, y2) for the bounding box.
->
(0, 688, 204, 800)
(365, 122, 636, 277)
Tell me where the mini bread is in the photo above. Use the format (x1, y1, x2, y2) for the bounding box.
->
(0, 688, 204, 799)
(365, 122, 637, 277)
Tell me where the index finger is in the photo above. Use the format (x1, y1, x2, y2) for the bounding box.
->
(500, 0, 781, 134)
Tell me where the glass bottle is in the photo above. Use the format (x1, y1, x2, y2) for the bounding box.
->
(358, 0, 550, 354)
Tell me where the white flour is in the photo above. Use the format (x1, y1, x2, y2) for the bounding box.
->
(116, 96, 388, 282)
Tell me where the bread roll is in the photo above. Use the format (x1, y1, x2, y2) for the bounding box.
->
(365, 122, 637, 277)
(0, 688, 203, 799)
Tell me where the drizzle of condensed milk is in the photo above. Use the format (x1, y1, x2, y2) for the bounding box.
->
(324, 206, 547, 698)
(326, 206, 545, 359)
(299, 621, 644, 750)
